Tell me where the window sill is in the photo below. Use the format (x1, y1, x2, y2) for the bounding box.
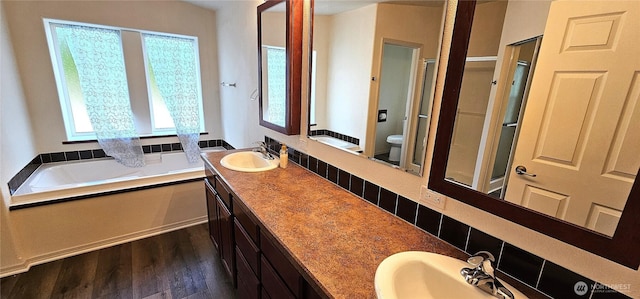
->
(62, 132, 209, 144)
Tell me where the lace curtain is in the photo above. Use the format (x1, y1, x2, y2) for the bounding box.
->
(144, 34, 201, 163)
(57, 25, 145, 167)
(265, 46, 286, 127)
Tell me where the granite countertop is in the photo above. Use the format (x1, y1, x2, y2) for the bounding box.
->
(202, 150, 470, 298)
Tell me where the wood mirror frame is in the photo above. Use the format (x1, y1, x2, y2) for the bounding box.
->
(429, 0, 640, 269)
(258, 0, 303, 135)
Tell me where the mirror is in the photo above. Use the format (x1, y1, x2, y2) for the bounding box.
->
(258, 0, 303, 135)
(307, 0, 445, 176)
(431, 0, 640, 268)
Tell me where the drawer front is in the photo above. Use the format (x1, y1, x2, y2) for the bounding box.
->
(214, 176, 232, 210)
(234, 198, 259, 244)
(205, 167, 216, 189)
(261, 256, 295, 299)
(261, 234, 301, 297)
(235, 219, 260, 276)
(236, 247, 260, 299)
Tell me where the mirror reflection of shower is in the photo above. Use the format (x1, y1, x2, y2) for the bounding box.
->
(373, 41, 436, 174)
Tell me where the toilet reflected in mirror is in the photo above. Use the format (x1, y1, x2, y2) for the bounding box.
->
(385, 134, 403, 163)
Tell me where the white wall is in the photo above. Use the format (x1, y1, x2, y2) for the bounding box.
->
(214, 0, 266, 148)
(0, 5, 35, 273)
(325, 4, 377, 144)
(0, 0, 212, 276)
(2, 0, 222, 153)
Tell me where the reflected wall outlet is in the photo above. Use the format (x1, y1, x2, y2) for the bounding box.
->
(419, 185, 446, 210)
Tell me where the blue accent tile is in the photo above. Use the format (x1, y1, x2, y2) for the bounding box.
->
(327, 165, 338, 183)
(467, 228, 503, 259)
(308, 157, 318, 172)
(396, 196, 417, 224)
(363, 181, 379, 205)
(538, 261, 594, 299)
(317, 160, 328, 177)
(349, 175, 364, 197)
(498, 243, 544, 287)
(439, 216, 469, 251)
(338, 169, 350, 190)
(51, 152, 65, 162)
(378, 188, 397, 213)
(92, 149, 106, 158)
(416, 205, 441, 235)
(65, 151, 80, 161)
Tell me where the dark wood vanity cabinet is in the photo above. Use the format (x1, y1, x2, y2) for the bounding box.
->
(204, 164, 325, 299)
(204, 170, 236, 287)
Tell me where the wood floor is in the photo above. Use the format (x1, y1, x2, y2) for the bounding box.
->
(0, 224, 237, 299)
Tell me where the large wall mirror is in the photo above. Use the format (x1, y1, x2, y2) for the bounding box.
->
(258, 0, 303, 135)
(306, 0, 446, 176)
(431, 0, 640, 268)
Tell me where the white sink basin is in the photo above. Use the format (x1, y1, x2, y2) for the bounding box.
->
(220, 151, 279, 172)
(375, 251, 528, 299)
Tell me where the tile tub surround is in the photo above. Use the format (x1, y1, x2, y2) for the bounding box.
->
(7, 139, 234, 195)
(309, 129, 360, 146)
(263, 136, 632, 299)
(203, 150, 470, 298)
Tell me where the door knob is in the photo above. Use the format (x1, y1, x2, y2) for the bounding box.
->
(515, 165, 537, 177)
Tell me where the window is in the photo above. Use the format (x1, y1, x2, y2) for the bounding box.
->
(263, 46, 286, 127)
(44, 19, 204, 141)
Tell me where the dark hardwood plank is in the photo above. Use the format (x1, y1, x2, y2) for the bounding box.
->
(132, 232, 171, 298)
(50, 250, 99, 299)
(1, 224, 235, 299)
(2, 259, 62, 299)
(186, 225, 236, 298)
(92, 242, 133, 298)
(159, 229, 207, 298)
(0, 274, 18, 299)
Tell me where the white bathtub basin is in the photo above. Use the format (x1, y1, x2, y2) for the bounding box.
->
(374, 251, 528, 299)
(220, 151, 279, 172)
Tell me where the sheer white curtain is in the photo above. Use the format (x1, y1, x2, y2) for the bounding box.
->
(57, 25, 145, 167)
(144, 34, 201, 163)
(265, 46, 286, 127)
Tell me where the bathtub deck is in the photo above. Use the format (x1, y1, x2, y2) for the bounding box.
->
(0, 224, 236, 299)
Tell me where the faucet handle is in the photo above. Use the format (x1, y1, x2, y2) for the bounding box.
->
(467, 251, 495, 267)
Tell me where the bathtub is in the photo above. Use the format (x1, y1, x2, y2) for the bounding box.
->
(10, 149, 225, 208)
(311, 135, 362, 153)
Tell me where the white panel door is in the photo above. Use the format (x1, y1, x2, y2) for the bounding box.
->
(505, 0, 640, 236)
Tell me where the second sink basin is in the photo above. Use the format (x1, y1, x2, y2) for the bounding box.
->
(375, 251, 528, 299)
(220, 151, 279, 172)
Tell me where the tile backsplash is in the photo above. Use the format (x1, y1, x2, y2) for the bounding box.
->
(265, 136, 631, 299)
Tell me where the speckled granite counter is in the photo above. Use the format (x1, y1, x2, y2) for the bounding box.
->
(203, 150, 469, 298)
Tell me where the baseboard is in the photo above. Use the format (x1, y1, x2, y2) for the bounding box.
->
(0, 216, 208, 278)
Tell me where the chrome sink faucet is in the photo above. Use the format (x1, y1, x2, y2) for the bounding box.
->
(253, 141, 275, 160)
(461, 251, 515, 299)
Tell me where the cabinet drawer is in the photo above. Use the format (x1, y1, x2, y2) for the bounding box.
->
(234, 198, 259, 244)
(215, 176, 232, 210)
(261, 234, 301, 297)
(235, 219, 260, 276)
(205, 167, 216, 189)
(236, 247, 260, 299)
(261, 256, 295, 299)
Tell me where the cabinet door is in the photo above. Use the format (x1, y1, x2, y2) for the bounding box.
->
(261, 256, 295, 299)
(205, 180, 220, 253)
(218, 196, 236, 287)
(236, 247, 260, 299)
